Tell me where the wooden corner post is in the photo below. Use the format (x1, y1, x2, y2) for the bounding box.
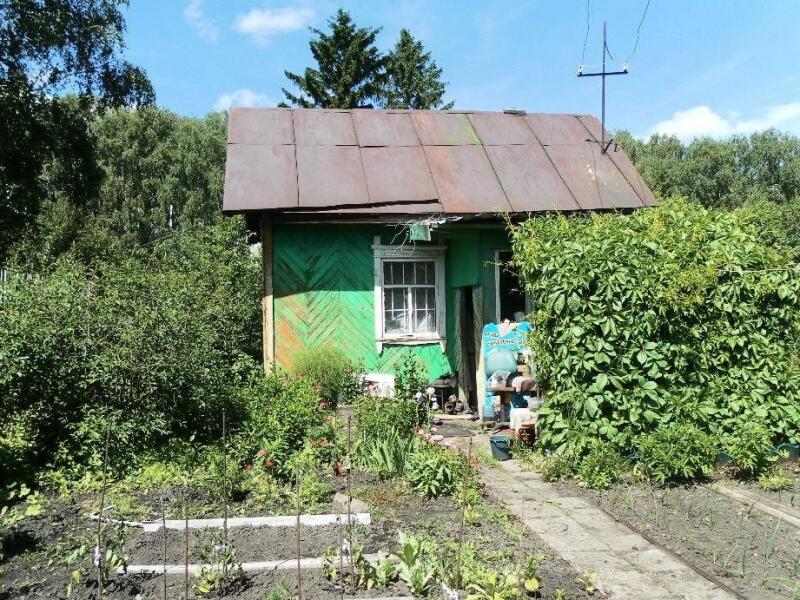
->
(262, 219, 275, 372)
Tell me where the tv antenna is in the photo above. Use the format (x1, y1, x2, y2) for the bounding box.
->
(577, 21, 628, 154)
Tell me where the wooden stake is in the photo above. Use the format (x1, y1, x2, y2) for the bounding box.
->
(455, 436, 473, 590)
(222, 408, 228, 584)
(162, 494, 168, 600)
(95, 411, 112, 600)
(184, 479, 190, 600)
(516, 499, 525, 599)
(296, 466, 303, 600)
(346, 417, 355, 594)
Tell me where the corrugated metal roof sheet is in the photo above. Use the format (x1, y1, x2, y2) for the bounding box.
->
(223, 108, 655, 215)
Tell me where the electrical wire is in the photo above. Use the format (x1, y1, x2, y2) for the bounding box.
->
(625, 0, 651, 65)
(580, 0, 591, 66)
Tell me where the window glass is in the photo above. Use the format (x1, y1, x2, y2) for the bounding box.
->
(381, 260, 437, 336)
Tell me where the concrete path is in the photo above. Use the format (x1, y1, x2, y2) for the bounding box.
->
(463, 437, 736, 600)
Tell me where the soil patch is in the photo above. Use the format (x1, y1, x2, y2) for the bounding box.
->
(126, 523, 388, 565)
(561, 479, 800, 600)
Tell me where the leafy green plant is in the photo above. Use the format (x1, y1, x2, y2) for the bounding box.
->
(357, 431, 422, 478)
(391, 531, 437, 596)
(355, 395, 420, 442)
(265, 583, 291, 600)
(759, 467, 794, 491)
(64, 524, 127, 597)
(540, 451, 579, 483)
(291, 343, 361, 406)
(394, 352, 428, 402)
(465, 570, 519, 600)
(576, 441, 627, 490)
(577, 571, 598, 595)
(636, 423, 717, 484)
(724, 418, 774, 477)
(406, 445, 463, 497)
(194, 529, 247, 597)
(510, 198, 800, 455)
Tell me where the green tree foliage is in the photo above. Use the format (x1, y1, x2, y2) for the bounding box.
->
(0, 219, 261, 477)
(0, 0, 154, 258)
(11, 105, 228, 265)
(510, 198, 800, 454)
(282, 9, 387, 108)
(92, 106, 227, 241)
(384, 29, 452, 110)
(616, 129, 800, 208)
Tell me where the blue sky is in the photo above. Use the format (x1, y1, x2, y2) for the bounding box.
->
(124, 1, 800, 141)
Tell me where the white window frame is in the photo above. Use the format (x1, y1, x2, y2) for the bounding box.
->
(373, 237, 446, 353)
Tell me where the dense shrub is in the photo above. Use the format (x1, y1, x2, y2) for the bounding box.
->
(576, 441, 627, 490)
(636, 424, 717, 484)
(235, 370, 335, 480)
(354, 395, 420, 442)
(511, 198, 800, 454)
(291, 343, 361, 406)
(0, 219, 261, 478)
(723, 419, 774, 477)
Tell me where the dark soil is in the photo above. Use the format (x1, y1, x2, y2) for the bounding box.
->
(2, 468, 597, 599)
(561, 479, 800, 600)
(126, 524, 388, 565)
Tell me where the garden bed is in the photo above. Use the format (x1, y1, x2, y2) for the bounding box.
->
(1, 468, 602, 599)
(559, 479, 800, 600)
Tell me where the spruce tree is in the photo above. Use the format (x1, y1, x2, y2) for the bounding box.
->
(282, 9, 387, 108)
(384, 29, 453, 109)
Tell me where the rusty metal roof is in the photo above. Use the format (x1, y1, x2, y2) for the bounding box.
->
(223, 108, 655, 216)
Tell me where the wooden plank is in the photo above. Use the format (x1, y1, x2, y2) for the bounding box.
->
(710, 483, 800, 529)
(262, 219, 274, 372)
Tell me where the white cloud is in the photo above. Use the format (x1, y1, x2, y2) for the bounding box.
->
(214, 89, 274, 112)
(184, 0, 218, 42)
(234, 7, 314, 45)
(649, 103, 800, 141)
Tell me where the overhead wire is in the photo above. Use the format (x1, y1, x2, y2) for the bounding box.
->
(625, 0, 651, 65)
(580, 0, 591, 66)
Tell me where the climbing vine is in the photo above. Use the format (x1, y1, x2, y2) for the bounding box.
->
(510, 198, 800, 453)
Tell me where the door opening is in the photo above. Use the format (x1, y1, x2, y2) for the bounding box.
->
(496, 251, 527, 322)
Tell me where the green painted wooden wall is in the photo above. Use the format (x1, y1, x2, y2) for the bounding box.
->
(272, 223, 511, 379)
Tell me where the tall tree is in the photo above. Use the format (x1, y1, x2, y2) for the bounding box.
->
(384, 29, 452, 109)
(281, 9, 386, 108)
(0, 0, 154, 258)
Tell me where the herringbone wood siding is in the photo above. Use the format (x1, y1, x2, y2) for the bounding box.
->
(273, 225, 453, 378)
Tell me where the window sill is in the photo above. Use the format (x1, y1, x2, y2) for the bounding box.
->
(376, 337, 447, 353)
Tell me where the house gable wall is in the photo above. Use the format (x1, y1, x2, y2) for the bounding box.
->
(272, 223, 512, 380)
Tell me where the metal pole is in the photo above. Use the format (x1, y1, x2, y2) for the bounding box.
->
(162, 494, 168, 600)
(222, 408, 228, 584)
(346, 417, 355, 594)
(455, 436, 473, 589)
(184, 480, 189, 600)
(296, 466, 303, 600)
(95, 413, 112, 600)
(601, 21, 607, 154)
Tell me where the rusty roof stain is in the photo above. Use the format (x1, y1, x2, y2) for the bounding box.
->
(223, 108, 654, 215)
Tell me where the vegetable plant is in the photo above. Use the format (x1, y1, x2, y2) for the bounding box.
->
(636, 423, 717, 484)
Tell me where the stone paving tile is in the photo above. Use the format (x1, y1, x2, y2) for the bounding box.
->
(623, 547, 693, 573)
(458, 441, 738, 600)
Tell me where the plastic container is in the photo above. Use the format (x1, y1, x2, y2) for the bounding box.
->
(490, 434, 513, 461)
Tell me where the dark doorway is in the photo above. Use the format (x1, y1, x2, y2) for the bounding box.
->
(497, 251, 526, 322)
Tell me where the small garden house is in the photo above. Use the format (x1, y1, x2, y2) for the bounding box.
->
(222, 108, 655, 410)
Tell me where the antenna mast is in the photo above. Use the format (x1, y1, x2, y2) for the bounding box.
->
(577, 21, 628, 154)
